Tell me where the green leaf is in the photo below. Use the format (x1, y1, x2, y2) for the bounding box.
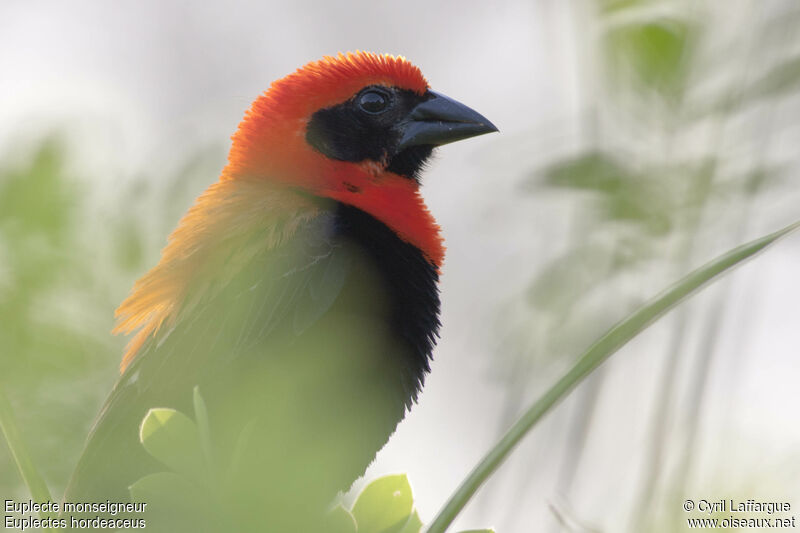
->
(426, 220, 800, 533)
(129, 471, 199, 505)
(129, 472, 209, 532)
(749, 55, 800, 99)
(605, 18, 692, 98)
(139, 408, 203, 480)
(600, 0, 641, 13)
(538, 151, 632, 193)
(398, 510, 423, 533)
(534, 151, 673, 234)
(224, 417, 258, 488)
(351, 474, 414, 533)
(192, 386, 213, 472)
(325, 505, 358, 533)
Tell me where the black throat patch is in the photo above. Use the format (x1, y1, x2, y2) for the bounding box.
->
(333, 202, 440, 404)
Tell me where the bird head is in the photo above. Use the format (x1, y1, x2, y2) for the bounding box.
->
(224, 51, 496, 187)
(114, 52, 496, 372)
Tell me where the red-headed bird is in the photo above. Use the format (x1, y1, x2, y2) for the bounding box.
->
(66, 52, 496, 530)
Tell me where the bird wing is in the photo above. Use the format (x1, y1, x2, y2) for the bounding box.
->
(64, 207, 356, 504)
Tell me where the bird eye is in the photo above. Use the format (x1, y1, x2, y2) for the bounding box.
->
(357, 90, 390, 114)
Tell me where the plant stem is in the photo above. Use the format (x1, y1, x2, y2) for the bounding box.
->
(0, 386, 54, 516)
(426, 220, 800, 533)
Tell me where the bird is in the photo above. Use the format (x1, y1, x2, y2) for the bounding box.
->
(64, 51, 497, 531)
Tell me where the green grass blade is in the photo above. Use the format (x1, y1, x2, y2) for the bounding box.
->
(0, 387, 54, 519)
(193, 386, 214, 483)
(426, 220, 800, 533)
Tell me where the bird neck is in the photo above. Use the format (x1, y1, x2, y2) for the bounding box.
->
(316, 167, 445, 271)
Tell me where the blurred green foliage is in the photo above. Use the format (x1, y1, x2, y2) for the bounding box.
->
(0, 139, 115, 497)
(605, 17, 693, 101)
(504, 0, 800, 375)
(496, 0, 800, 531)
(0, 137, 224, 499)
(130, 390, 493, 532)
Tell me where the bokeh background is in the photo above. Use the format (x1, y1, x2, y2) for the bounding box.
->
(2, 0, 800, 531)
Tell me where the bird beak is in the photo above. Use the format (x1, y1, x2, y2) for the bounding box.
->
(395, 91, 498, 151)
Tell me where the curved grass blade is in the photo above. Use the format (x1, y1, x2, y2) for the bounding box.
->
(0, 387, 54, 528)
(427, 220, 800, 533)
